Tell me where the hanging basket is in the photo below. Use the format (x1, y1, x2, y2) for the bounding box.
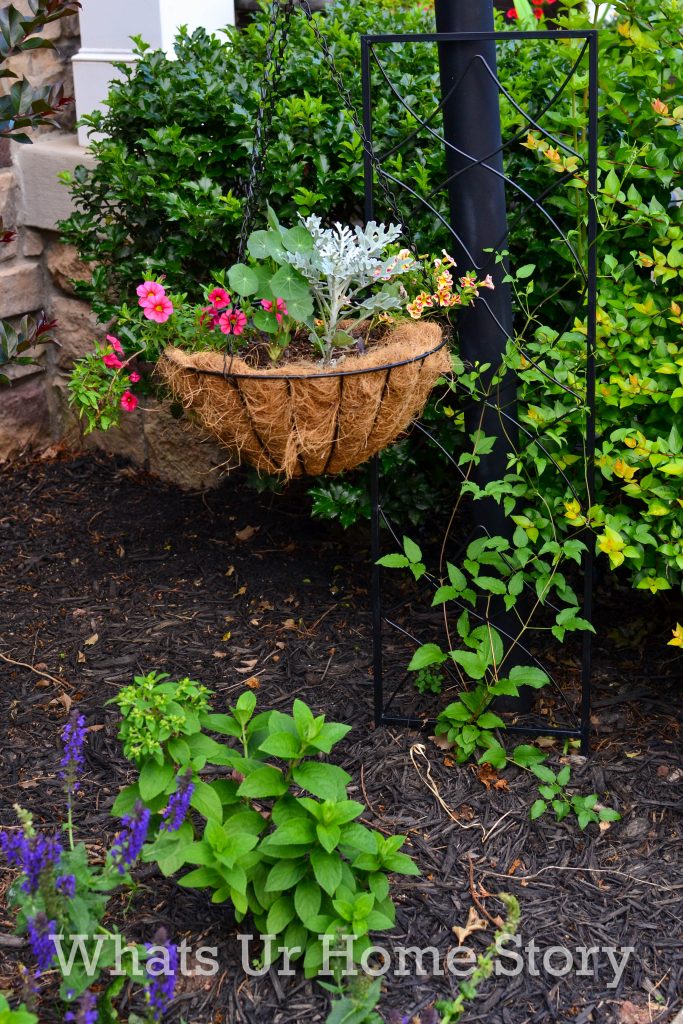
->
(157, 322, 449, 479)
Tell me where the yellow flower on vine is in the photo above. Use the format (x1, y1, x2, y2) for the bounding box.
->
(613, 458, 637, 481)
(598, 527, 626, 569)
(668, 623, 683, 648)
(564, 499, 582, 521)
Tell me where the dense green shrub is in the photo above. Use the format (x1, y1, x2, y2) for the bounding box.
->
(61, 0, 683, 615)
(60, 0, 437, 319)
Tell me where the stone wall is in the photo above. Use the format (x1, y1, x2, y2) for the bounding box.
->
(0, 8, 227, 490)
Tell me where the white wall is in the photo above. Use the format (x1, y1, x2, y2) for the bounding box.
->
(72, 0, 236, 146)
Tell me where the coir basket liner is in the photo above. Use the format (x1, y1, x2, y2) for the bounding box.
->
(157, 321, 448, 479)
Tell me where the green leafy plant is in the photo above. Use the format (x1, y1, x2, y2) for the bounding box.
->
(0, 0, 79, 143)
(0, 314, 57, 385)
(0, 995, 37, 1024)
(322, 977, 383, 1024)
(113, 682, 419, 977)
(527, 761, 622, 829)
(435, 895, 521, 1024)
(0, 713, 175, 1018)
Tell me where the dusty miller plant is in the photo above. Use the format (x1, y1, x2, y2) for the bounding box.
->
(282, 217, 418, 361)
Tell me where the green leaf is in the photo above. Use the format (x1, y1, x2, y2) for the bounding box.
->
(529, 799, 547, 820)
(294, 878, 322, 922)
(228, 263, 259, 296)
(316, 823, 341, 853)
(139, 759, 175, 802)
(111, 784, 139, 818)
(248, 229, 281, 260)
(450, 649, 488, 679)
(269, 818, 317, 845)
(282, 225, 314, 253)
(403, 536, 422, 562)
(509, 665, 550, 689)
(252, 309, 279, 333)
(376, 553, 410, 569)
(476, 711, 505, 730)
(178, 866, 222, 888)
(310, 848, 342, 896)
(265, 859, 308, 892)
(516, 263, 536, 279)
(512, 744, 546, 767)
(258, 731, 301, 759)
(292, 761, 350, 801)
(267, 895, 296, 934)
(190, 780, 223, 822)
(269, 265, 311, 301)
(407, 643, 447, 671)
(237, 766, 288, 799)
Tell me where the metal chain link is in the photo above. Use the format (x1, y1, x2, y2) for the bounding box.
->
(237, 0, 295, 260)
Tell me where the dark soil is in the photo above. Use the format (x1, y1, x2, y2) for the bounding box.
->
(0, 450, 681, 1024)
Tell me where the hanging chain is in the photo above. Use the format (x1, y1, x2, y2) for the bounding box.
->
(237, 0, 295, 260)
(297, 0, 413, 246)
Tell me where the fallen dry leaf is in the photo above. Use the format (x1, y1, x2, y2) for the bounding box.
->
(77, 651, 86, 664)
(477, 763, 508, 791)
(617, 1001, 653, 1024)
(236, 659, 258, 674)
(244, 676, 260, 690)
(431, 733, 454, 751)
(84, 633, 99, 647)
(235, 525, 258, 543)
(452, 906, 487, 945)
(213, 651, 228, 659)
(507, 858, 525, 876)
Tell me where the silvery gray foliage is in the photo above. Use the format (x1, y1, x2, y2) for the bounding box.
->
(281, 217, 419, 362)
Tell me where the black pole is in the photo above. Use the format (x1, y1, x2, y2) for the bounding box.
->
(434, 1, 530, 705)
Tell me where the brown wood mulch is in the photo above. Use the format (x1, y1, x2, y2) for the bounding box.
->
(0, 450, 681, 1024)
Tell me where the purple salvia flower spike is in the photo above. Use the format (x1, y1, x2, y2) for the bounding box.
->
(110, 801, 150, 874)
(160, 771, 194, 833)
(145, 926, 178, 1022)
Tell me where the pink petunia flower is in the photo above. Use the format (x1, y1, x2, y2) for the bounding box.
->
(136, 281, 166, 308)
(207, 287, 231, 310)
(120, 391, 138, 412)
(231, 310, 248, 336)
(143, 296, 174, 324)
(106, 334, 124, 354)
(218, 309, 248, 336)
(261, 298, 288, 324)
(129, 371, 141, 383)
(103, 353, 123, 369)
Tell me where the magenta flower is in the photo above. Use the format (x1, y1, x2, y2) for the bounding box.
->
(120, 391, 138, 412)
(129, 371, 141, 384)
(218, 309, 247, 336)
(261, 298, 288, 324)
(103, 353, 123, 370)
(136, 281, 166, 308)
(143, 296, 174, 324)
(207, 287, 231, 310)
(106, 334, 124, 354)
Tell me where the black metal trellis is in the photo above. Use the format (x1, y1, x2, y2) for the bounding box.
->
(363, 28, 598, 752)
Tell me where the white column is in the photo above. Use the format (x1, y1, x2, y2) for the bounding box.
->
(72, 0, 236, 147)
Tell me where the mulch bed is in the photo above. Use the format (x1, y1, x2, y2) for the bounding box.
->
(0, 450, 681, 1024)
